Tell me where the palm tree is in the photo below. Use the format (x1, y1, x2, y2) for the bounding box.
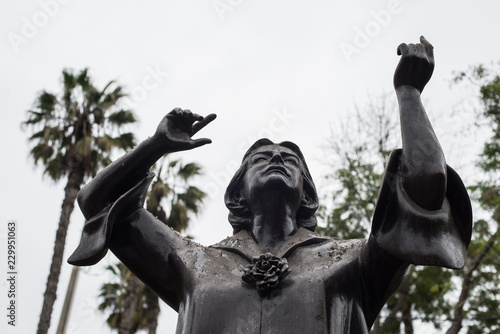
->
(98, 157, 206, 334)
(23, 68, 137, 334)
(147, 158, 206, 232)
(98, 262, 148, 333)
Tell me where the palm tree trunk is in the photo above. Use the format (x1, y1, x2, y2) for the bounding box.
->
(37, 169, 84, 334)
(119, 273, 142, 334)
(56, 266, 80, 334)
(145, 286, 160, 334)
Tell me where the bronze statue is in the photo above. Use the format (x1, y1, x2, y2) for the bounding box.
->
(69, 37, 472, 333)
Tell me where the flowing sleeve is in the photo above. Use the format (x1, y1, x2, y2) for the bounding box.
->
(68, 173, 155, 266)
(371, 149, 472, 269)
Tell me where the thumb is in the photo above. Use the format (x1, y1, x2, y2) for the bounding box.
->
(190, 138, 212, 149)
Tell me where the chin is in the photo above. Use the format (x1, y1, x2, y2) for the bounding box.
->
(258, 178, 302, 199)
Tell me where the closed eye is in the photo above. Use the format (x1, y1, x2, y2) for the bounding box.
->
(251, 156, 268, 164)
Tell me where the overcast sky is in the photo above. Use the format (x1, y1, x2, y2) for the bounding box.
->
(1, 1, 500, 333)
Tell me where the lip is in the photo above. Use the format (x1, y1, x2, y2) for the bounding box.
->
(264, 166, 290, 177)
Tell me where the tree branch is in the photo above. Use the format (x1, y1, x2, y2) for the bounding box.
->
(445, 227, 500, 334)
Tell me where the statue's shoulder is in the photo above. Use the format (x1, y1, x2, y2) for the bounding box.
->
(304, 235, 367, 260)
(326, 237, 367, 250)
(210, 231, 248, 248)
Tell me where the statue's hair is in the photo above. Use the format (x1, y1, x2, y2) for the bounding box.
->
(224, 139, 319, 234)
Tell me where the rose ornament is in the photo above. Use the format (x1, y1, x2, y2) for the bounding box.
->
(242, 253, 291, 295)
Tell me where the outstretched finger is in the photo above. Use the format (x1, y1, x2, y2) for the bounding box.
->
(192, 113, 217, 134)
(420, 35, 434, 62)
(397, 43, 409, 56)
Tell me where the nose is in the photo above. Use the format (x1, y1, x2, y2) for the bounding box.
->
(269, 152, 284, 164)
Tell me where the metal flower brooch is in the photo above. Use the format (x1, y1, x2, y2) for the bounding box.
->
(242, 253, 291, 296)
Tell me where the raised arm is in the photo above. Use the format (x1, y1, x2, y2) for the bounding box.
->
(69, 109, 215, 266)
(78, 108, 216, 219)
(394, 36, 446, 210)
(368, 37, 472, 270)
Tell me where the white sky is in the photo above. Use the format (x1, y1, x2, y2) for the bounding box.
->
(1, 0, 499, 333)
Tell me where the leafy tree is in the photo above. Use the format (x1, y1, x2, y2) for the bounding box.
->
(23, 68, 136, 334)
(98, 157, 206, 334)
(322, 67, 500, 332)
(443, 63, 500, 334)
(318, 93, 399, 239)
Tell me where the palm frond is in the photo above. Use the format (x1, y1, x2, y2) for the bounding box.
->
(30, 143, 55, 173)
(117, 132, 136, 150)
(62, 69, 76, 90)
(100, 80, 115, 95)
(76, 68, 91, 90)
(167, 202, 189, 232)
(108, 110, 137, 125)
(23, 110, 47, 126)
(23, 67, 138, 181)
(36, 91, 57, 113)
(178, 162, 202, 181)
(179, 186, 206, 215)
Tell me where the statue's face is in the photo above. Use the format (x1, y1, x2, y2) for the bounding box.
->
(241, 145, 304, 206)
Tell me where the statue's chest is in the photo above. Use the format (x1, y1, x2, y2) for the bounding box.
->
(176, 241, 363, 334)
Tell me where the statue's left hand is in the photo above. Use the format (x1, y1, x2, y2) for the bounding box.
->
(393, 36, 434, 93)
(153, 108, 217, 153)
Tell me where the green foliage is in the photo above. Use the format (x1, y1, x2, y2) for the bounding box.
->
(319, 90, 500, 333)
(98, 263, 149, 332)
(318, 145, 382, 239)
(23, 68, 136, 180)
(454, 63, 500, 172)
(442, 62, 500, 334)
(146, 157, 206, 232)
(318, 93, 398, 239)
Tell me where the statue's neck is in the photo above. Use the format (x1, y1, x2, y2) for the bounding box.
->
(250, 196, 298, 253)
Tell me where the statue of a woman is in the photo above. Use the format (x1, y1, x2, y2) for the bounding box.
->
(69, 37, 472, 333)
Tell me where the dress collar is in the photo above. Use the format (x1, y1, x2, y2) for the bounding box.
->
(210, 227, 330, 262)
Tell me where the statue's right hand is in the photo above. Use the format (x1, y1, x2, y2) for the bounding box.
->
(394, 36, 434, 93)
(154, 108, 216, 153)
